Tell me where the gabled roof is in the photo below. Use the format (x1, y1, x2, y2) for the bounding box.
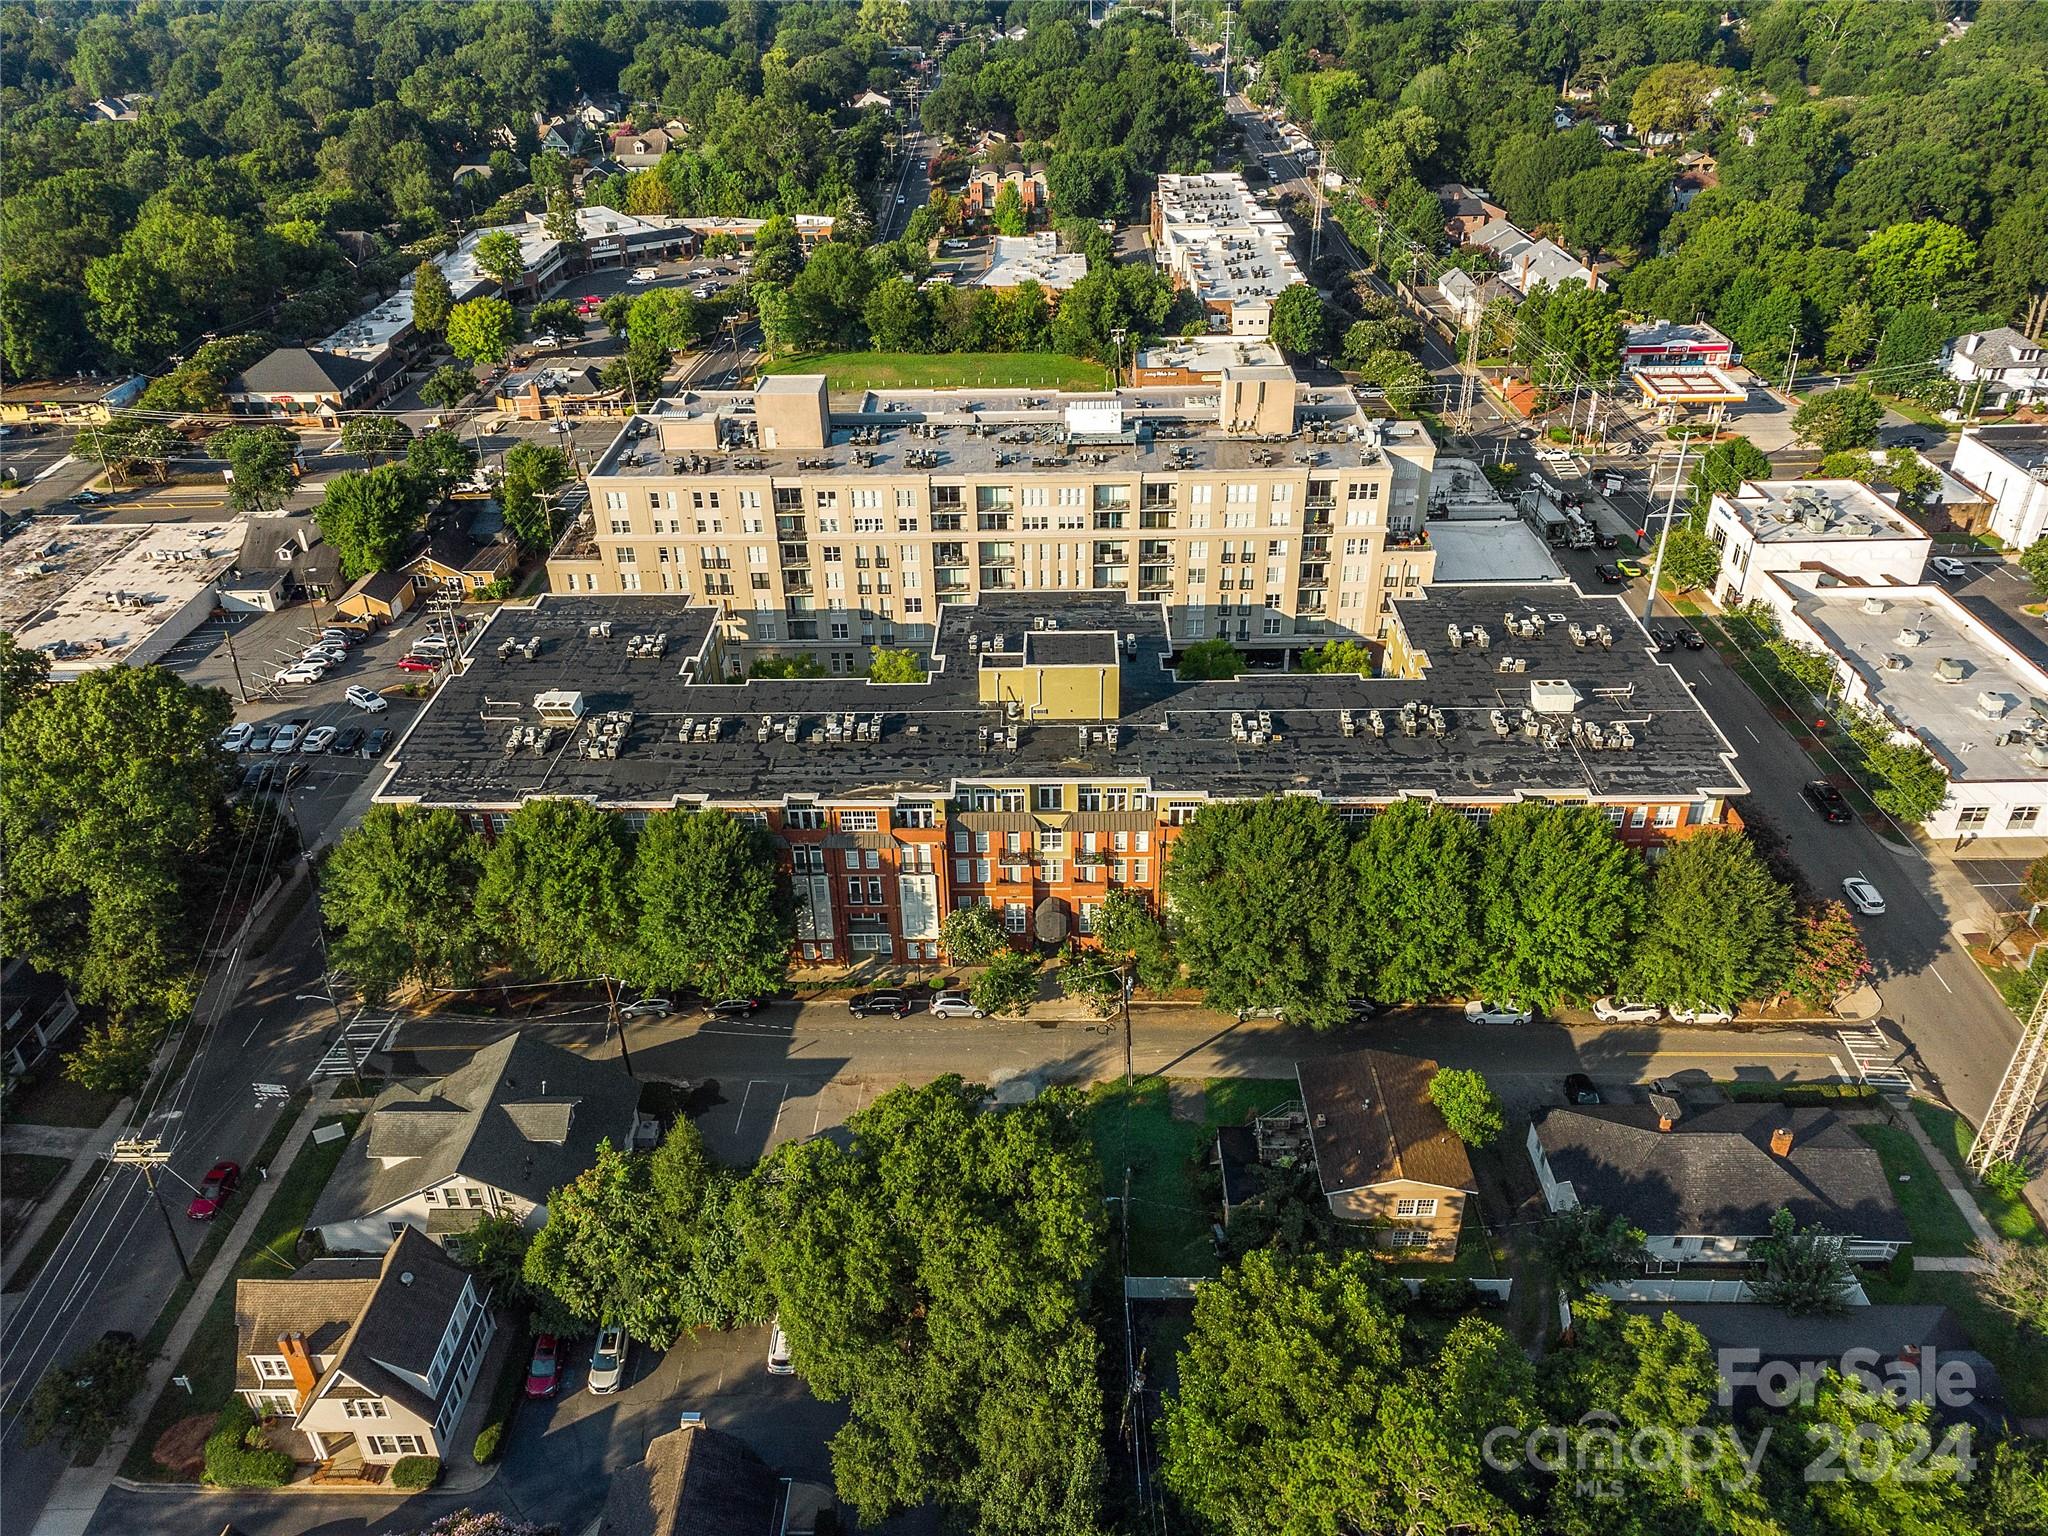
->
(1299, 1050, 1477, 1196)
(306, 1226, 479, 1423)
(306, 1031, 637, 1235)
(232, 347, 374, 398)
(600, 1422, 784, 1536)
(1532, 1103, 1909, 1241)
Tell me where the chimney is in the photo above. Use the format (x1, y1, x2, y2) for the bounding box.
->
(1586, 261, 1598, 293)
(278, 1332, 317, 1398)
(1770, 1125, 1795, 1158)
(1658, 1113, 1677, 1133)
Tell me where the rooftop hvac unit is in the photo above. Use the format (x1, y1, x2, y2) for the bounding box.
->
(533, 689, 586, 721)
(1896, 627, 1927, 648)
(1934, 657, 1968, 683)
(1977, 690, 2015, 720)
(1529, 679, 1582, 716)
(2029, 742, 2048, 770)
(1881, 653, 1906, 671)
(1861, 596, 1890, 616)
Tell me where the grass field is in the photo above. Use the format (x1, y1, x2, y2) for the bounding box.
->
(1852, 1124, 1976, 1256)
(1909, 1099, 2045, 1246)
(9, 1071, 121, 1129)
(760, 350, 1113, 392)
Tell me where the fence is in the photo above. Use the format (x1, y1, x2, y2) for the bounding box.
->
(1596, 1276, 1870, 1307)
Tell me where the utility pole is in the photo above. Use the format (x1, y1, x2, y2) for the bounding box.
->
(1119, 958, 1135, 1086)
(603, 974, 635, 1079)
(1221, 2, 1232, 100)
(110, 1139, 193, 1282)
(1782, 323, 1800, 397)
(224, 630, 250, 703)
(1642, 431, 1692, 622)
(1311, 144, 1326, 269)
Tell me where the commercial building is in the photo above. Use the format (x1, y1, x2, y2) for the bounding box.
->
(1950, 428, 2048, 548)
(1622, 319, 1734, 371)
(0, 374, 145, 426)
(1629, 365, 1747, 426)
(1130, 336, 1285, 386)
(0, 517, 241, 679)
(1151, 172, 1302, 337)
(375, 584, 1745, 965)
(548, 370, 1436, 655)
(1706, 479, 1932, 609)
(973, 233, 1088, 293)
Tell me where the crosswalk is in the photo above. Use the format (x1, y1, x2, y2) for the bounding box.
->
(312, 1013, 396, 1080)
(1837, 1027, 1913, 1092)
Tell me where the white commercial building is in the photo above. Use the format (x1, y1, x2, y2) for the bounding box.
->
(1152, 172, 1302, 338)
(1706, 480, 1932, 611)
(1951, 429, 2048, 549)
(974, 233, 1088, 293)
(0, 519, 241, 679)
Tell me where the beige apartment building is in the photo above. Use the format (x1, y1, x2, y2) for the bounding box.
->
(549, 368, 1436, 667)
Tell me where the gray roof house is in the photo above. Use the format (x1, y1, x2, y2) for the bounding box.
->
(1944, 327, 2048, 411)
(601, 1419, 832, 1536)
(1528, 1103, 1910, 1265)
(307, 1031, 638, 1254)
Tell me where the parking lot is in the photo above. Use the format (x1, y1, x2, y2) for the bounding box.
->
(693, 1070, 876, 1164)
(1946, 559, 2047, 666)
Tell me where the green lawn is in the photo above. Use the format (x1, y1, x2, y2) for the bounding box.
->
(1909, 1099, 2046, 1246)
(1084, 1077, 1299, 1278)
(121, 1110, 360, 1482)
(760, 350, 1113, 392)
(1, 1154, 73, 1246)
(1852, 1124, 1977, 1257)
(7, 1168, 110, 1292)
(8, 1070, 122, 1129)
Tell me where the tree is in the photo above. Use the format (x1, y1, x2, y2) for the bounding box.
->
(60, 1021, 159, 1094)
(1688, 435, 1771, 511)
(942, 904, 1007, 965)
(1479, 805, 1646, 1006)
(1793, 386, 1883, 453)
(748, 651, 826, 679)
(339, 415, 412, 459)
(25, 1335, 146, 1459)
(2022, 539, 2048, 598)
(971, 949, 1040, 1017)
(1977, 1239, 2048, 1339)
(1539, 1204, 1648, 1295)
(1340, 318, 1418, 368)
(1298, 639, 1374, 675)
(2, 666, 232, 1030)
(1785, 901, 1872, 1012)
(475, 799, 636, 980)
(1428, 1068, 1504, 1148)
(867, 648, 926, 683)
(1177, 637, 1242, 680)
(1268, 283, 1329, 359)
(1864, 737, 1950, 823)
(1343, 802, 1480, 1003)
(0, 631, 53, 721)
(472, 230, 527, 289)
(1160, 1248, 1532, 1536)
(1090, 889, 1175, 992)
(991, 181, 1026, 237)
(321, 806, 485, 1004)
(738, 1078, 1105, 1535)
(1655, 523, 1722, 593)
(1629, 62, 1725, 139)
(1779, 1371, 1973, 1534)
(526, 298, 586, 339)
(1355, 348, 1433, 414)
(316, 465, 428, 578)
(446, 296, 519, 366)
(1856, 219, 1980, 311)
(628, 810, 788, 999)
(448, 1213, 538, 1311)
(1628, 831, 1793, 1009)
(1164, 798, 1362, 1029)
(498, 441, 572, 552)
(418, 364, 476, 410)
(405, 430, 477, 497)
(411, 259, 454, 336)
(1747, 1208, 1858, 1316)
(543, 192, 578, 244)
(210, 426, 297, 513)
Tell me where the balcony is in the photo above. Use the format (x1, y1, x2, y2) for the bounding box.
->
(1092, 512, 1127, 530)
(700, 557, 732, 571)
(782, 574, 813, 594)
(778, 547, 809, 566)
(1140, 510, 1177, 530)
(1305, 496, 1336, 511)
(703, 580, 735, 597)
(933, 545, 968, 567)
(1138, 567, 1175, 592)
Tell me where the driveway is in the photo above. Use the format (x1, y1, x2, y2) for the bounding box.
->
(1943, 560, 2046, 666)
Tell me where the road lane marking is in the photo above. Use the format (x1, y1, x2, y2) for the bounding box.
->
(1928, 966, 1955, 995)
(1743, 726, 1759, 742)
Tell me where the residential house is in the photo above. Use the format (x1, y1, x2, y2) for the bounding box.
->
(611, 125, 673, 168)
(243, 516, 342, 602)
(452, 163, 493, 187)
(600, 1420, 832, 1536)
(88, 94, 146, 122)
(1467, 219, 1604, 297)
(1528, 1103, 1911, 1265)
(305, 1031, 640, 1254)
(1437, 267, 1510, 328)
(233, 1226, 495, 1467)
(225, 348, 381, 425)
(574, 92, 623, 130)
(1669, 150, 1718, 210)
(1945, 328, 2048, 413)
(1436, 183, 1507, 247)
(2, 957, 79, 1081)
(403, 526, 516, 595)
(1951, 427, 2048, 547)
(849, 89, 894, 111)
(534, 114, 588, 157)
(965, 163, 1049, 223)
(497, 364, 627, 420)
(332, 569, 417, 625)
(1297, 1049, 1477, 1261)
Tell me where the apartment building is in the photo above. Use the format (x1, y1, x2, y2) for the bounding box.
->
(550, 368, 1437, 660)
(1150, 171, 1302, 337)
(375, 589, 1746, 967)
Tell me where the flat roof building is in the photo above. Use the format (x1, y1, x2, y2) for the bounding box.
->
(1951, 428, 2048, 549)
(1151, 172, 1302, 338)
(974, 234, 1088, 292)
(1707, 479, 1932, 609)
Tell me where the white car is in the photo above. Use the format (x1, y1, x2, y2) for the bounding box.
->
(1843, 876, 1886, 916)
(220, 722, 254, 752)
(271, 721, 304, 753)
(410, 634, 451, 657)
(766, 1319, 793, 1376)
(1669, 1005, 1735, 1025)
(301, 645, 347, 667)
(587, 1324, 628, 1394)
(1592, 997, 1662, 1024)
(300, 725, 338, 754)
(1929, 556, 1967, 580)
(929, 990, 986, 1019)
(1464, 1000, 1534, 1026)
(344, 685, 388, 713)
(628, 267, 658, 283)
(274, 662, 326, 685)
(318, 628, 353, 648)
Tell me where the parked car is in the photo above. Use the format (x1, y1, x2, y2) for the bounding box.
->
(220, 722, 254, 752)
(848, 990, 911, 1018)
(275, 662, 326, 685)
(1563, 1072, 1602, 1105)
(1669, 1004, 1735, 1024)
(329, 725, 365, 755)
(344, 685, 388, 712)
(271, 720, 307, 753)
(411, 634, 451, 656)
(247, 722, 278, 752)
(1592, 997, 1662, 1024)
(1595, 562, 1625, 584)
(587, 1325, 628, 1395)
(186, 1160, 240, 1220)
(1678, 627, 1705, 650)
(1615, 558, 1647, 578)
(1595, 530, 1620, 550)
(1930, 555, 1967, 580)
(620, 997, 674, 1018)
(363, 727, 393, 756)
(707, 997, 766, 1018)
(1648, 627, 1679, 652)
(317, 628, 353, 648)
(929, 990, 986, 1019)
(1345, 996, 1379, 1022)
(300, 725, 338, 754)
(525, 1334, 562, 1398)
(71, 490, 106, 505)
(628, 267, 658, 283)
(1464, 1000, 1533, 1026)
(396, 656, 438, 673)
(1234, 1003, 1289, 1023)
(766, 1319, 794, 1376)
(1842, 875, 1886, 915)
(301, 645, 347, 667)
(1801, 781, 1853, 824)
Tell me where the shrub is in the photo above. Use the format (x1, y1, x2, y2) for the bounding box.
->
(1983, 1160, 2031, 1202)
(390, 1454, 441, 1489)
(203, 1399, 294, 1488)
(1414, 1276, 1482, 1314)
(473, 1422, 504, 1465)
(471, 1343, 527, 1465)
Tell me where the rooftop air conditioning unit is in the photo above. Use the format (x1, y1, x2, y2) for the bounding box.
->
(1978, 691, 2016, 719)
(1934, 658, 1968, 683)
(2028, 742, 2048, 770)
(534, 689, 586, 722)
(1896, 627, 1927, 648)
(1529, 679, 1581, 716)
(1861, 596, 1890, 616)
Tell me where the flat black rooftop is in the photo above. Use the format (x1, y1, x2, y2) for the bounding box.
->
(376, 589, 1745, 809)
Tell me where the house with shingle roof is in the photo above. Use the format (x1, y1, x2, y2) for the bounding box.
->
(1528, 1103, 1910, 1265)
(225, 347, 380, 424)
(307, 1031, 638, 1254)
(1298, 1049, 1478, 1261)
(235, 1226, 495, 1466)
(1944, 327, 2048, 412)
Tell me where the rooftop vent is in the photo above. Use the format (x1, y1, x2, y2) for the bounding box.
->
(1935, 657, 1968, 684)
(1528, 679, 1582, 716)
(1978, 690, 2014, 719)
(2028, 742, 2048, 770)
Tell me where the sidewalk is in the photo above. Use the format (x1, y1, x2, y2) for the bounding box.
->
(2, 1100, 132, 1290)
(30, 1086, 334, 1536)
(1901, 1099, 2003, 1254)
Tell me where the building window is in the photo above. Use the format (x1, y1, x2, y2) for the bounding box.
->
(344, 1398, 390, 1419)
(1383, 1228, 1431, 1249)
(2009, 806, 2040, 831)
(1004, 903, 1029, 933)
(1034, 785, 1063, 811)
(1629, 806, 1648, 829)
(1957, 806, 1991, 830)
(839, 810, 878, 832)
(1653, 805, 1681, 830)
(255, 1356, 293, 1381)
(1394, 1197, 1439, 1219)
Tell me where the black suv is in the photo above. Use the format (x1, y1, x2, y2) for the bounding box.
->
(1677, 627, 1705, 650)
(848, 990, 912, 1018)
(1801, 780, 1853, 824)
(1595, 562, 1625, 584)
(707, 996, 766, 1018)
(1649, 626, 1679, 652)
(1563, 1072, 1602, 1105)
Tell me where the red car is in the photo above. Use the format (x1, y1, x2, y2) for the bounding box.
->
(187, 1160, 240, 1220)
(396, 656, 438, 673)
(525, 1334, 561, 1398)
